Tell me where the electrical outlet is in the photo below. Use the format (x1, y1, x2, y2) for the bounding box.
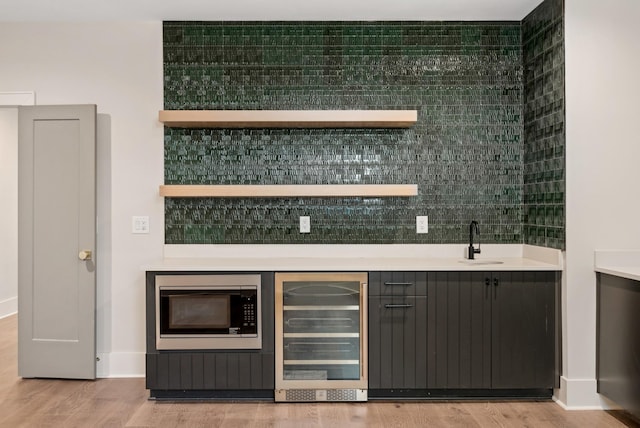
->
(132, 216, 150, 234)
(299, 216, 311, 233)
(416, 215, 428, 234)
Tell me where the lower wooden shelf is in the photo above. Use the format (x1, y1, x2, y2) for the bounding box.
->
(159, 109, 417, 128)
(159, 184, 418, 198)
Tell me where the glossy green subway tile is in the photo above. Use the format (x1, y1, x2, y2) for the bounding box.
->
(163, 17, 563, 248)
(522, 0, 565, 249)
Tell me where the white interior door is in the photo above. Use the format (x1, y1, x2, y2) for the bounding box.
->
(18, 104, 97, 379)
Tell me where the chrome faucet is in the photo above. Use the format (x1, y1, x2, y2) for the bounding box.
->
(467, 220, 481, 260)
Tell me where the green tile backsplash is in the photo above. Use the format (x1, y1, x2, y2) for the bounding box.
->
(522, 0, 565, 250)
(162, 19, 560, 246)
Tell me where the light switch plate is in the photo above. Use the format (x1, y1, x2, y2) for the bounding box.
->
(132, 216, 150, 234)
(416, 215, 428, 234)
(300, 216, 311, 233)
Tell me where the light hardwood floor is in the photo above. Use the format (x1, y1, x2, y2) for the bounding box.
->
(0, 314, 636, 428)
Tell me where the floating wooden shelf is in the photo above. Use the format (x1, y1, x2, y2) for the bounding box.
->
(159, 110, 417, 128)
(159, 184, 418, 198)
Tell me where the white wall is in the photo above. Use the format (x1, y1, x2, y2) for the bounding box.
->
(0, 108, 18, 318)
(563, 0, 640, 408)
(0, 22, 165, 376)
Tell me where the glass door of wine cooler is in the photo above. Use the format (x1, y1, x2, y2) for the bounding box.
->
(275, 272, 368, 402)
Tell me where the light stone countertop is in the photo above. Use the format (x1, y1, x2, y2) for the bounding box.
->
(145, 257, 560, 272)
(144, 244, 563, 272)
(595, 250, 640, 282)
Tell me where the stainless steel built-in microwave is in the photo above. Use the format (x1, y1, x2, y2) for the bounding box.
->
(155, 274, 262, 350)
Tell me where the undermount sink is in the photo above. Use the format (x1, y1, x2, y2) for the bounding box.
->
(458, 259, 505, 265)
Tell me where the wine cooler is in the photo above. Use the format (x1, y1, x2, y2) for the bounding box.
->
(275, 272, 368, 402)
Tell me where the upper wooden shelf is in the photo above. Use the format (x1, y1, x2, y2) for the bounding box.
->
(159, 110, 418, 128)
(159, 184, 418, 198)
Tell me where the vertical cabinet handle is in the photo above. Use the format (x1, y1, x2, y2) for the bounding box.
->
(486, 277, 499, 299)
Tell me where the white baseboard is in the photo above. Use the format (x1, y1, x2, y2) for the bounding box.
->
(96, 351, 145, 378)
(554, 376, 618, 410)
(0, 297, 17, 319)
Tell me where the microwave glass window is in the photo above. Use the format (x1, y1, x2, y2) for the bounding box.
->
(168, 294, 230, 329)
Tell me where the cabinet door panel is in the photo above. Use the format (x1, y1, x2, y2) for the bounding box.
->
(491, 271, 556, 389)
(368, 296, 427, 389)
(430, 272, 491, 389)
(598, 273, 640, 420)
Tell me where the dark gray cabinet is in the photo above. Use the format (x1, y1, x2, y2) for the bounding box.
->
(368, 272, 430, 391)
(145, 271, 275, 399)
(432, 271, 557, 390)
(146, 351, 275, 391)
(597, 273, 640, 420)
(368, 270, 559, 397)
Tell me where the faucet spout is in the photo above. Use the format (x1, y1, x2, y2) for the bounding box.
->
(468, 221, 481, 259)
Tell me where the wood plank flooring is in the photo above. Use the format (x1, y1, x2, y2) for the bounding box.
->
(0, 314, 636, 427)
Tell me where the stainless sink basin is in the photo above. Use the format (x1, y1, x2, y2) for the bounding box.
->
(458, 259, 505, 265)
